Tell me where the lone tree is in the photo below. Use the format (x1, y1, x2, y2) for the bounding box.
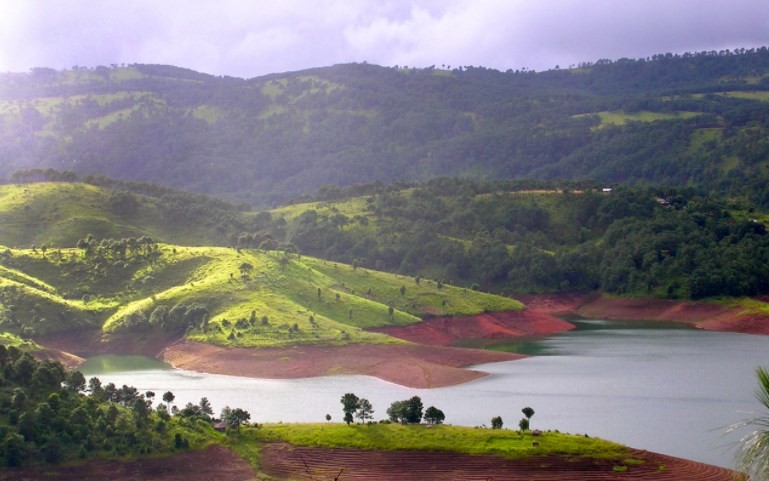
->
(491, 416, 503, 429)
(522, 407, 535, 420)
(221, 406, 251, 432)
(519, 418, 530, 431)
(238, 262, 254, 279)
(162, 391, 175, 409)
(424, 406, 445, 425)
(734, 366, 769, 481)
(356, 398, 375, 423)
(341, 393, 360, 425)
(520, 407, 535, 430)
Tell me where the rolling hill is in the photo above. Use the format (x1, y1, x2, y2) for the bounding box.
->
(2, 48, 769, 206)
(0, 235, 520, 346)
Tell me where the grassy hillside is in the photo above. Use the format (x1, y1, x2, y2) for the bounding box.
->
(0, 240, 521, 347)
(3, 49, 769, 206)
(0, 181, 254, 248)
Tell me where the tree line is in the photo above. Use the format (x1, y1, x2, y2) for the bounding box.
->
(0, 345, 250, 467)
(247, 179, 769, 300)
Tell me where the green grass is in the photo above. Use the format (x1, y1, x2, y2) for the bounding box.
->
(0, 332, 41, 350)
(240, 423, 632, 461)
(584, 110, 701, 127)
(693, 90, 769, 102)
(1, 241, 521, 347)
(721, 297, 769, 316)
(0, 182, 237, 247)
(270, 196, 372, 221)
(0, 182, 524, 348)
(191, 105, 225, 124)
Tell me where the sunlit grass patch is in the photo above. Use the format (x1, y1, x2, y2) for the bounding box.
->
(246, 423, 632, 460)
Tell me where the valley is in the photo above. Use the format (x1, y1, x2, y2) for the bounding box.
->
(3, 49, 769, 479)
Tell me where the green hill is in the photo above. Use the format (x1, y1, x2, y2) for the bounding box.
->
(2, 49, 769, 206)
(0, 238, 521, 346)
(260, 178, 769, 300)
(0, 181, 254, 248)
(3, 178, 769, 303)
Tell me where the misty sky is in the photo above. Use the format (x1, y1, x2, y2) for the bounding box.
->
(1, 0, 768, 78)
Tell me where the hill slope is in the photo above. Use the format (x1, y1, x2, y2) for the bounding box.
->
(0, 181, 253, 248)
(2, 49, 769, 206)
(0, 241, 520, 344)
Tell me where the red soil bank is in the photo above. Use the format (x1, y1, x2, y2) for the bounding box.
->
(372, 309, 575, 346)
(162, 340, 523, 388)
(2, 445, 254, 481)
(577, 294, 769, 335)
(260, 442, 736, 481)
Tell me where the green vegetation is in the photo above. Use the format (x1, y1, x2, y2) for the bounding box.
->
(254, 179, 769, 300)
(0, 230, 517, 347)
(0, 181, 253, 248)
(0, 348, 221, 467)
(4, 49, 769, 207)
(734, 366, 769, 480)
(238, 422, 631, 461)
(585, 110, 700, 127)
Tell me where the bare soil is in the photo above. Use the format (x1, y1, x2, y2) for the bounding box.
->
(259, 442, 737, 481)
(161, 340, 522, 388)
(2, 445, 255, 481)
(31, 293, 768, 389)
(577, 294, 769, 335)
(371, 306, 577, 346)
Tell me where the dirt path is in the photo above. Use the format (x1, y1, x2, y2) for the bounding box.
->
(260, 442, 736, 481)
(161, 340, 523, 388)
(2, 445, 255, 481)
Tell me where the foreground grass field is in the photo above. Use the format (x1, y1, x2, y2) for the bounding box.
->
(233, 423, 633, 462)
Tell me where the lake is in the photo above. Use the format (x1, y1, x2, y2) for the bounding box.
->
(80, 319, 769, 468)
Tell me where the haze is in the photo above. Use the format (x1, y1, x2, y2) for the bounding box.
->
(1, 0, 768, 78)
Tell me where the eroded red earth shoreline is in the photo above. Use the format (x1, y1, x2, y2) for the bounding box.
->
(22, 293, 762, 480)
(161, 340, 523, 388)
(35, 293, 769, 390)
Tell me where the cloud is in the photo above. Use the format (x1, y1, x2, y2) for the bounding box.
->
(0, 0, 767, 77)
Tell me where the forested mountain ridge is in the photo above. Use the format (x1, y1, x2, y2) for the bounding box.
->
(2, 48, 769, 206)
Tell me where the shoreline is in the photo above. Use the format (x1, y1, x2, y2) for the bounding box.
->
(33, 292, 769, 388)
(160, 340, 523, 389)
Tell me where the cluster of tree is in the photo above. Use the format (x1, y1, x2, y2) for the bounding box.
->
(490, 407, 535, 431)
(251, 179, 769, 300)
(0, 283, 96, 338)
(3, 49, 769, 206)
(76, 234, 160, 263)
(340, 393, 445, 425)
(0, 345, 252, 467)
(117, 301, 210, 333)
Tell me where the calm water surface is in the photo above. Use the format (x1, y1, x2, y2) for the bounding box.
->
(80, 320, 769, 468)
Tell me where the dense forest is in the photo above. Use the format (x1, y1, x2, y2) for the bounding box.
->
(0, 345, 250, 467)
(2, 174, 768, 301)
(2, 49, 769, 206)
(253, 178, 769, 300)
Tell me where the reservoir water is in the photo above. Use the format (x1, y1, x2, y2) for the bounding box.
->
(80, 319, 769, 469)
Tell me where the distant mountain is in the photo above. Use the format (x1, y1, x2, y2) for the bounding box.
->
(2, 49, 769, 206)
